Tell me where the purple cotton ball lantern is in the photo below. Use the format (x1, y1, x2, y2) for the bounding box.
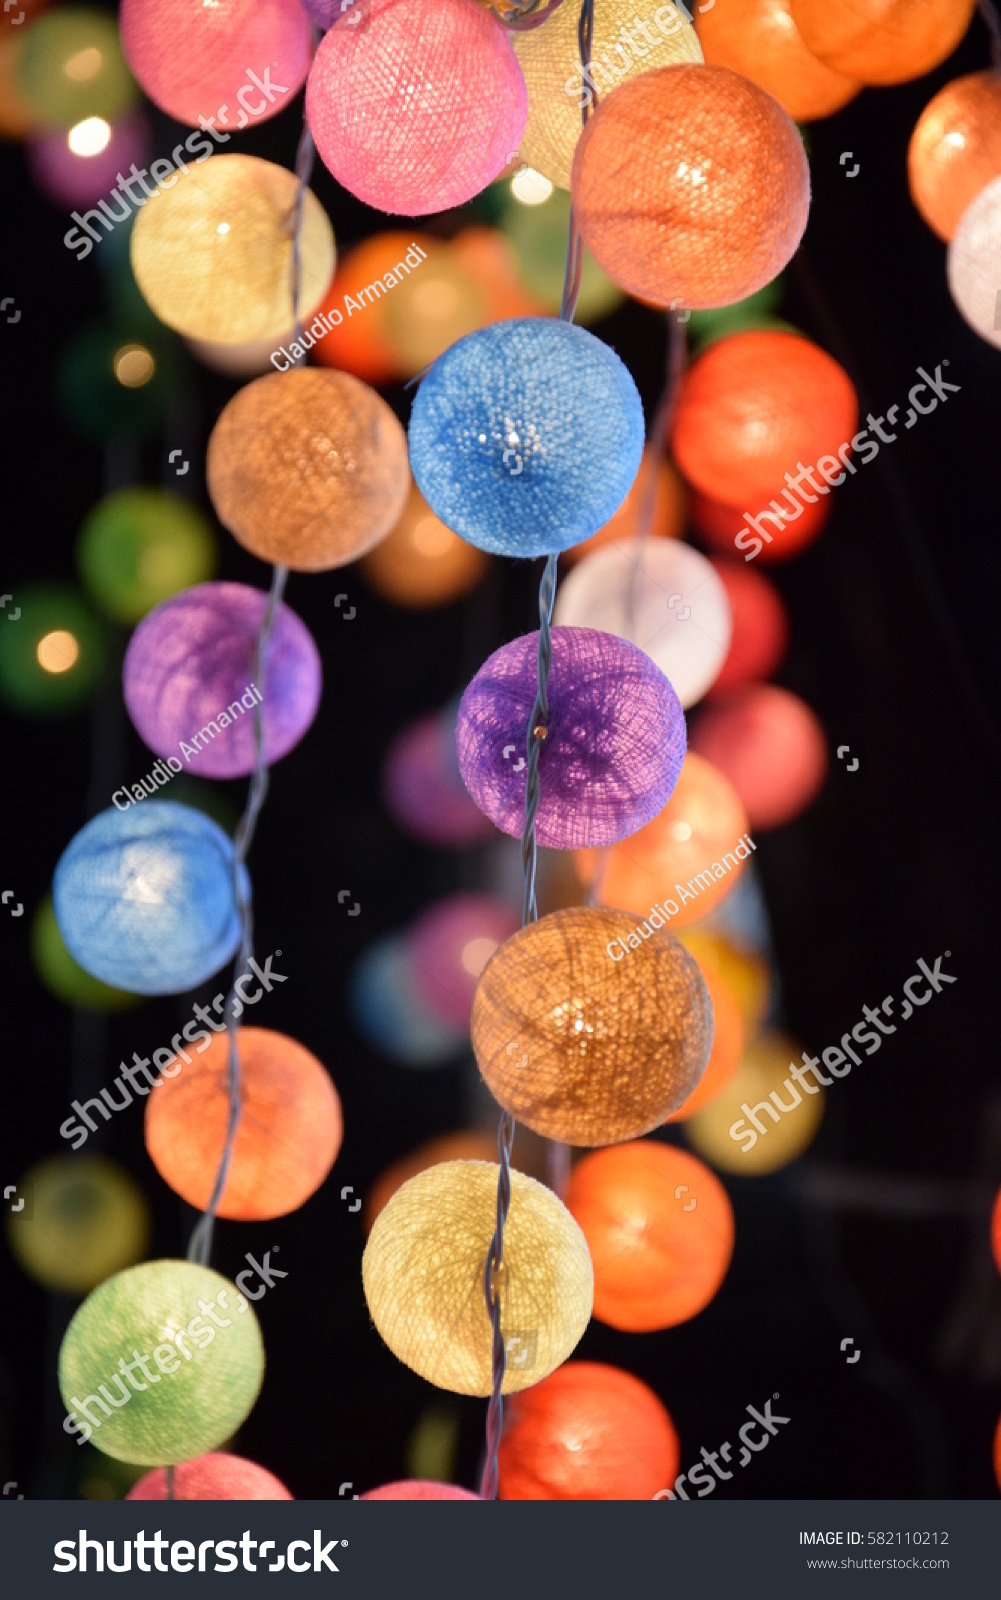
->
(408, 894, 520, 1027)
(28, 113, 150, 211)
(382, 706, 495, 847)
(123, 582, 321, 780)
(456, 627, 687, 849)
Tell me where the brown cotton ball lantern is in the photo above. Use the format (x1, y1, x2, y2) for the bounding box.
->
(361, 1160, 593, 1397)
(470, 907, 713, 1146)
(206, 368, 410, 572)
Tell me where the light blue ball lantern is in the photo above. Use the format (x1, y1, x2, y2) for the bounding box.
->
(53, 801, 247, 995)
(407, 317, 645, 558)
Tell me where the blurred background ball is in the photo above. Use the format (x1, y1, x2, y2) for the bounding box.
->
(706, 560, 789, 695)
(668, 959, 746, 1119)
(379, 243, 487, 372)
(691, 483, 831, 564)
(407, 893, 520, 1027)
(382, 707, 495, 847)
(948, 174, 1001, 350)
(53, 801, 247, 996)
(28, 111, 149, 209)
(348, 932, 471, 1066)
(57, 319, 180, 443)
(562, 449, 685, 566)
(566, 1142, 734, 1330)
(499, 185, 623, 324)
(17, 8, 136, 126)
(554, 539, 731, 707)
(690, 683, 828, 830)
(0, 582, 106, 716)
(498, 1361, 679, 1500)
(207, 368, 409, 570)
(77, 488, 216, 624)
(685, 1030, 825, 1174)
(360, 483, 490, 609)
(6, 1155, 149, 1295)
(130, 155, 335, 345)
(128, 1452, 292, 1501)
(908, 72, 1001, 241)
(695, 0, 860, 122)
(790, 0, 976, 86)
(31, 895, 140, 1013)
(123, 582, 322, 779)
(312, 231, 432, 383)
(679, 928, 772, 1038)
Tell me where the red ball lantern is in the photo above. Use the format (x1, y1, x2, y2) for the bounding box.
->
(691, 484, 831, 564)
(361, 1481, 478, 1500)
(707, 560, 789, 696)
(991, 1186, 1001, 1276)
(127, 1452, 292, 1500)
(691, 683, 828, 830)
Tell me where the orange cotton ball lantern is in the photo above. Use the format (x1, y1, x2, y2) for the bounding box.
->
(908, 73, 1001, 242)
(360, 483, 490, 609)
(571, 65, 810, 310)
(498, 1361, 680, 1500)
(691, 483, 831, 564)
(691, 683, 828, 831)
(707, 560, 790, 696)
(562, 450, 685, 567)
(566, 1143, 734, 1331)
(144, 1026, 342, 1221)
(312, 232, 435, 384)
(789, 0, 976, 86)
(450, 226, 547, 320)
(206, 367, 410, 571)
(696, 0, 861, 122)
(991, 1187, 1001, 1276)
(671, 330, 859, 511)
(669, 961, 745, 1119)
(577, 752, 752, 929)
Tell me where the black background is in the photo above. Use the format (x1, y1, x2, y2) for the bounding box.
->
(2, 1, 1000, 1504)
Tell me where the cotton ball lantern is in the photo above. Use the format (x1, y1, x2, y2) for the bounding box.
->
(0, 583, 106, 717)
(6, 1156, 149, 1296)
(306, 0, 527, 215)
(382, 708, 495, 846)
(498, 1361, 679, 1500)
(566, 1143, 734, 1331)
(0, 32, 39, 142)
(120, 0, 310, 128)
(513, 0, 702, 188)
(361, 483, 490, 609)
(122, 582, 321, 780)
(28, 112, 149, 210)
(995, 1414, 1001, 1494)
(130, 155, 335, 346)
(365, 1130, 500, 1236)
(348, 932, 471, 1065)
(948, 175, 1001, 351)
(668, 960, 745, 1119)
(789, 0, 976, 86)
(909, 73, 1001, 241)
(992, 1186, 1001, 1276)
(17, 9, 137, 126)
(572, 65, 810, 309)
(501, 186, 623, 325)
(207, 368, 409, 570)
(450, 225, 547, 321)
(361, 1481, 479, 1499)
(379, 244, 487, 374)
(408, 318, 644, 559)
(128, 1452, 292, 1500)
(57, 319, 179, 444)
(576, 753, 752, 929)
(31, 896, 140, 1014)
(707, 560, 789, 696)
(685, 1030, 824, 1174)
(186, 326, 298, 378)
(145, 1027, 342, 1221)
(362, 1159, 593, 1397)
(58, 1260, 264, 1464)
(471, 907, 713, 1144)
(456, 627, 686, 849)
(77, 489, 216, 625)
(563, 450, 685, 566)
(553, 539, 731, 707)
(53, 801, 247, 996)
(680, 928, 772, 1038)
(671, 330, 859, 510)
(691, 683, 827, 830)
(695, 0, 860, 122)
(313, 232, 436, 384)
(407, 893, 520, 1027)
(691, 483, 831, 564)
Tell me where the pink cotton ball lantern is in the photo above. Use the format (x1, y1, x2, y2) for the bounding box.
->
(27, 113, 149, 211)
(305, 0, 528, 216)
(707, 560, 790, 697)
(127, 1452, 292, 1500)
(119, 0, 312, 130)
(382, 706, 495, 847)
(361, 1480, 479, 1500)
(690, 682, 827, 830)
(407, 893, 520, 1027)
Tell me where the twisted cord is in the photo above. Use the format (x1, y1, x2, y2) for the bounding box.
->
(494, 0, 566, 28)
(977, 0, 1001, 69)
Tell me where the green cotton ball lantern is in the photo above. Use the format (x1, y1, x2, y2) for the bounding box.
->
(0, 584, 106, 716)
(501, 187, 623, 324)
(58, 1260, 265, 1465)
(16, 8, 138, 128)
(7, 1155, 150, 1296)
(77, 489, 216, 624)
(31, 896, 140, 1013)
(57, 319, 181, 444)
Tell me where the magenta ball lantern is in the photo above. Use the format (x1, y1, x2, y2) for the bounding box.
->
(123, 582, 321, 781)
(120, 0, 312, 130)
(456, 626, 686, 849)
(27, 114, 150, 211)
(407, 893, 520, 1027)
(382, 706, 495, 847)
(361, 1480, 479, 1500)
(305, 0, 528, 215)
(127, 1452, 292, 1501)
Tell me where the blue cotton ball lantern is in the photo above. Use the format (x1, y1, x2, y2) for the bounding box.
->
(53, 802, 247, 995)
(349, 932, 469, 1068)
(456, 627, 686, 849)
(407, 317, 644, 558)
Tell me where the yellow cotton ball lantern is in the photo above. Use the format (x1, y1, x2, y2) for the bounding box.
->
(685, 1031, 824, 1174)
(6, 1155, 150, 1296)
(130, 155, 335, 345)
(207, 368, 410, 571)
(513, 0, 703, 190)
(362, 1160, 593, 1397)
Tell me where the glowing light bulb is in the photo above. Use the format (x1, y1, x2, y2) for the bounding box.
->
(68, 116, 110, 156)
(113, 344, 155, 387)
(37, 631, 79, 673)
(512, 166, 553, 205)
